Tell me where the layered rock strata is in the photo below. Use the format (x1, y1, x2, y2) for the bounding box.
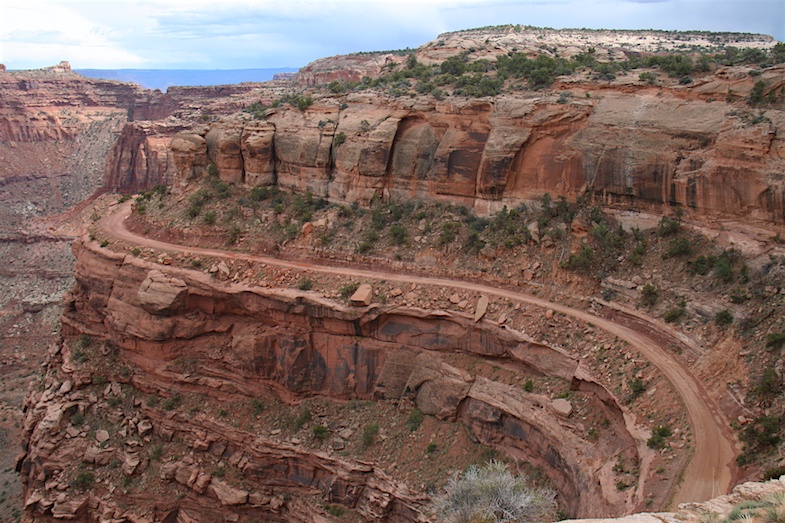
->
(18, 238, 651, 521)
(107, 73, 785, 226)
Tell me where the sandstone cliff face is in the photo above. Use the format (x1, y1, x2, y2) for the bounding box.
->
(18, 238, 650, 521)
(107, 81, 785, 225)
(294, 54, 406, 86)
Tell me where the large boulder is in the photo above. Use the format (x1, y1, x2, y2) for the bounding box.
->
(137, 270, 188, 315)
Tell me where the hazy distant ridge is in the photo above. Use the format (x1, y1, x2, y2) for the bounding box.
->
(75, 68, 299, 91)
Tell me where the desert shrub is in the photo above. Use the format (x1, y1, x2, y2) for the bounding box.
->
(149, 444, 163, 461)
(227, 225, 241, 245)
(647, 425, 672, 449)
(326, 504, 346, 517)
(657, 215, 680, 236)
(294, 408, 312, 430)
(715, 310, 734, 326)
(766, 332, 785, 350)
(439, 221, 460, 245)
(639, 71, 657, 84)
(250, 186, 272, 202)
(210, 179, 231, 199)
(71, 412, 85, 427)
(426, 442, 439, 455)
(390, 223, 407, 245)
(203, 211, 217, 225)
(663, 305, 686, 323)
(72, 471, 95, 490)
(756, 368, 783, 397)
(251, 398, 265, 415)
(689, 255, 716, 275)
(627, 378, 647, 402)
(312, 425, 329, 440)
(163, 394, 181, 411)
(641, 283, 660, 307)
(362, 422, 379, 448)
(406, 409, 424, 431)
(432, 460, 557, 523)
(339, 282, 360, 299)
(561, 246, 594, 272)
(739, 415, 782, 454)
(663, 238, 692, 258)
(750, 80, 766, 104)
(297, 277, 314, 291)
(464, 231, 485, 254)
(333, 132, 347, 147)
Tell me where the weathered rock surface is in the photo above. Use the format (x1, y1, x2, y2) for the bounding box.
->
(137, 269, 188, 314)
(18, 237, 653, 520)
(104, 77, 785, 225)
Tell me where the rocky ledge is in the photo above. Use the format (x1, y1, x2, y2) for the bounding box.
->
(17, 235, 660, 521)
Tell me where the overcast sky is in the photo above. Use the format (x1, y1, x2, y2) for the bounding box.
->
(1, 0, 783, 70)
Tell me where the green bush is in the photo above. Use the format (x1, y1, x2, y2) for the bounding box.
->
(628, 378, 647, 402)
(561, 246, 594, 272)
(390, 223, 407, 245)
(339, 282, 360, 299)
(297, 277, 314, 291)
(362, 422, 379, 448)
(755, 368, 782, 397)
(663, 306, 686, 323)
(203, 210, 217, 225)
(294, 408, 312, 430)
(150, 444, 163, 461)
(433, 460, 557, 523)
(657, 216, 680, 236)
(641, 284, 658, 307)
(406, 409, 423, 431)
(312, 425, 329, 440)
(739, 415, 782, 452)
(663, 238, 691, 258)
(715, 310, 734, 326)
(250, 186, 272, 202)
(72, 471, 95, 490)
(647, 425, 672, 449)
(163, 394, 181, 411)
(333, 132, 347, 147)
(766, 332, 785, 350)
(639, 71, 657, 84)
(439, 222, 459, 245)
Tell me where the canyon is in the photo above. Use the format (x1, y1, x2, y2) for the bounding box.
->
(2, 27, 785, 523)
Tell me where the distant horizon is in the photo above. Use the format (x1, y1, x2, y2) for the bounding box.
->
(2, 0, 782, 70)
(72, 67, 300, 91)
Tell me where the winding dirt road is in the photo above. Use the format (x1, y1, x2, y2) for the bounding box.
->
(102, 204, 737, 506)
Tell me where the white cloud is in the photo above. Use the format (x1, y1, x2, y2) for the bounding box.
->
(0, 1, 146, 68)
(0, 0, 781, 70)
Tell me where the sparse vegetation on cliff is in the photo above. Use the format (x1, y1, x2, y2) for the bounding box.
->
(432, 460, 557, 523)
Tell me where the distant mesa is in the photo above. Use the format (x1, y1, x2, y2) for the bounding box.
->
(46, 61, 72, 73)
(273, 72, 296, 81)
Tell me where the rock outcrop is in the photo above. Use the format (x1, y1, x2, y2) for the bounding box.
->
(18, 237, 652, 520)
(105, 77, 785, 225)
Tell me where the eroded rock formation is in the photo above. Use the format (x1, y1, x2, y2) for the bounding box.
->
(17, 237, 651, 520)
(105, 72, 785, 225)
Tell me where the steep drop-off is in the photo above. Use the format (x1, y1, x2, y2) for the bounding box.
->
(18, 236, 652, 520)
